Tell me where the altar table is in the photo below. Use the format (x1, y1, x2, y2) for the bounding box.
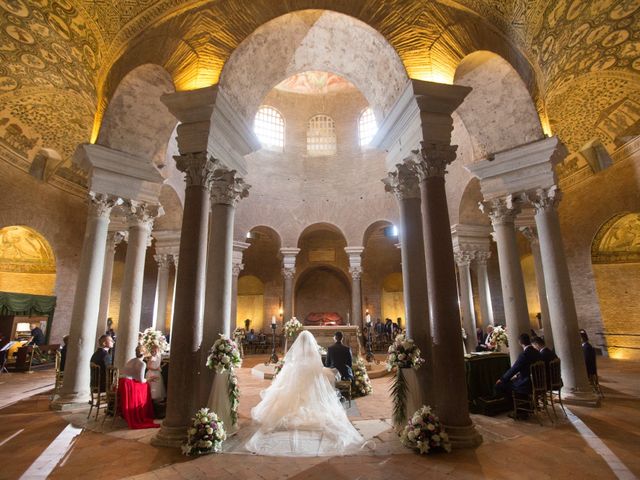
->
(302, 325, 363, 356)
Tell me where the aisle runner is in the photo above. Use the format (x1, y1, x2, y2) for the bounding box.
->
(19, 424, 82, 479)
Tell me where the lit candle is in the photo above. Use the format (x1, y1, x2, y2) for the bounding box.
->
(271, 316, 276, 325)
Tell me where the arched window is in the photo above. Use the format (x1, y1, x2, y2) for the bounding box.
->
(358, 107, 377, 147)
(254, 106, 285, 152)
(307, 114, 337, 156)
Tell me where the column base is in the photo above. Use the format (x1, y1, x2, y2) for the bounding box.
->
(442, 422, 483, 449)
(50, 392, 90, 411)
(562, 388, 601, 407)
(151, 422, 188, 448)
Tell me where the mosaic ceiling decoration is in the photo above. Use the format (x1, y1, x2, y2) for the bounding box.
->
(275, 71, 357, 95)
(0, 225, 56, 273)
(0, 0, 638, 196)
(592, 212, 640, 264)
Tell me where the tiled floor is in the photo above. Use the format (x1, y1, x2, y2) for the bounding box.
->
(0, 357, 638, 480)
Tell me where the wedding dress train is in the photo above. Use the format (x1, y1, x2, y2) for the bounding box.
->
(245, 330, 364, 456)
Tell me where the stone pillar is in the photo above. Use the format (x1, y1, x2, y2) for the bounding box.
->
(454, 250, 477, 352)
(152, 253, 173, 331)
(520, 226, 553, 349)
(169, 254, 178, 336)
(280, 248, 300, 322)
(115, 201, 159, 369)
(95, 230, 125, 346)
(382, 163, 430, 382)
(52, 193, 120, 409)
(199, 168, 250, 406)
(153, 154, 216, 447)
(230, 241, 250, 330)
(481, 196, 531, 364)
(529, 186, 597, 405)
(345, 247, 365, 327)
(416, 143, 481, 448)
(474, 251, 494, 327)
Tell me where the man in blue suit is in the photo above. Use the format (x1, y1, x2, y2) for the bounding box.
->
(496, 333, 541, 396)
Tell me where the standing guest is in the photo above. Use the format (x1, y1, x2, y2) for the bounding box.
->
(29, 322, 45, 346)
(532, 336, 557, 388)
(145, 345, 166, 401)
(121, 346, 146, 382)
(396, 317, 403, 330)
(374, 319, 384, 336)
(580, 330, 598, 378)
(495, 333, 540, 397)
(90, 335, 114, 392)
(105, 318, 116, 342)
(59, 335, 69, 372)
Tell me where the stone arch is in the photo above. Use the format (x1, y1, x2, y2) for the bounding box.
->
(590, 212, 640, 360)
(218, 10, 409, 122)
(245, 225, 283, 251)
(362, 220, 395, 247)
(457, 178, 490, 227)
(96, 64, 177, 172)
(453, 51, 544, 161)
(154, 184, 184, 232)
(297, 222, 347, 248)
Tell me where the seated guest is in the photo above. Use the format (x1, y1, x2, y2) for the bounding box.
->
(580, 329, 597, 378)
(496, 333, 540, 397)
(90, 334, 114, 392)
(29, 322, 45, 346)
(246, 329, 257, 343)
(476, 325, 495, 352)
(326, 331, 353, 381)
(531, 336, 557, 388)
(121, 346, 146, 382)
(59, 335, 69, 372)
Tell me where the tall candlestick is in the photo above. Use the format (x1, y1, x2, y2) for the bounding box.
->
(271, 315, 276, 325)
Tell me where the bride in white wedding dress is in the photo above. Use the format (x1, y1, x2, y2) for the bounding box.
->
(245, 330, 364, 456)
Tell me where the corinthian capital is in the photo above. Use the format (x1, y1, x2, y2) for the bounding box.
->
(454, 250, 474, 267)
(154, 253, 172, 270)
(123, 200, 161, 230)
(382, 161, 421, 201)
(175, 153, 217, 188)
(210, 167, 251, 206)
(527, 185, 562, 213)
(474, 250, 491, 265)
(282, 267, 296, 280)
(416, 142, 458, 178)
(349, 265, 362, 280)
(88, 192, 122, 219)
(519, 226, 539, 245)
(479, 195, 521, 226)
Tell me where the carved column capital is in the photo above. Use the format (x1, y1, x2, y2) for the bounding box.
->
(519, 226, 539, 246)
(175, 153, 217, 189)
(88, 192, 121, 219)
(474, 250, 492, 265)
(123, 200, 161, 231)
(282, 267, 296, 280)
(382, 161, 421, 200)
(349, 265, 362, 280)
(527, 185, 562, 213)
(454, 250, 475, 267)
(210, 167, 251, 206)
(415, 142, 458, 178)
(107, 230, 127, 251)
(154, 253, 172, 270)
(480, 195, 522, 226)
(232, 262, 244, 277)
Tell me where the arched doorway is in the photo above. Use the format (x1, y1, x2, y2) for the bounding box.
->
(237, 275, 265, 333)
(592, 212, 640, 360)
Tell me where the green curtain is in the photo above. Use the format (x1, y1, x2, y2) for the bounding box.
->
(0, 291, 56, 316)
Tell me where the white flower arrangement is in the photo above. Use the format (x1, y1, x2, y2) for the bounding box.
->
(386, 334, 426, 371)
(400, 405, 451, 454)
(318, 346, 327, 356)
(232, 328, 246, 342)
(182, 408, 227, 456)
(490, 325, 508, 351)
(273, 359, 285, 378)
(284, 317, 303, 338)
(206, 335, 242, 373)
(352, 357, 372, 397)
(139, 328, 169, 356)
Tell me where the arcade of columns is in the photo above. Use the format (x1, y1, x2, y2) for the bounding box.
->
(50, 79, 598, 447)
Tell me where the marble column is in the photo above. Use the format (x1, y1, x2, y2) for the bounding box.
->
(153, 154, 216, 447)
(520, 226, 553, 349)
(199, 167, 250, 406)
(454, 250, 478, 351)
(382, 162, 430, 378)
(95, 230, 125, 347)
(481, 196, 531, 364)
(115, 201, 159, 369)
(280, 248, 300, 322)
(168, 255, 178, 337)
(230, 242, 250, 330)
(474, 251, 495, 327)
(52, 193, 120, 409)
(345, 247, 365, 327)
(529, 186, 597, 405)
(152, 253, 173, 331)
(416, 144, 480, 448)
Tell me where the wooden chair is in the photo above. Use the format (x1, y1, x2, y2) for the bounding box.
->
(547, 358, 566, 419)
(336, 380, 352, 408)
(512, 361, 552, 425)
(102, 366, 120, 425)
(88, 362, 107, 420)
(588, 373, 604, 398)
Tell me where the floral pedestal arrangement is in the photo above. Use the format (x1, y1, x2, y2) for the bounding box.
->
(353, 357, 373, 397)
(182, 408, 227, 456)
(387, 334, 426, 428)
(400, 405, 451, 454)
(206, 335, 241, 436)
(283, 317, 303, 353)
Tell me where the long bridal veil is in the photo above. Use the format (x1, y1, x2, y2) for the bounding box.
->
(245, 330, 364, 456)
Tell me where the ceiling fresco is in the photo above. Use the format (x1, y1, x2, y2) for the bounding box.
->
(0, 0, 638, 196)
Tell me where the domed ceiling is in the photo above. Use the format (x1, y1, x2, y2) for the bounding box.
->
(0, 0, 638, 197)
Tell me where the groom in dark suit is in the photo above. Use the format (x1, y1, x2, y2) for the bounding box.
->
(326, 331, 353, 381)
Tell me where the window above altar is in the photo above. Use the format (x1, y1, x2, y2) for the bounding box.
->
(307, 114, 337, 156)
(358, 107, 377, 148)
(254, 105, 285, 152)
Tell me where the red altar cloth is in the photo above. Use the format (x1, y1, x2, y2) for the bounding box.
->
(304, 312, 344, 326)
(117, 378, 159, 429)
